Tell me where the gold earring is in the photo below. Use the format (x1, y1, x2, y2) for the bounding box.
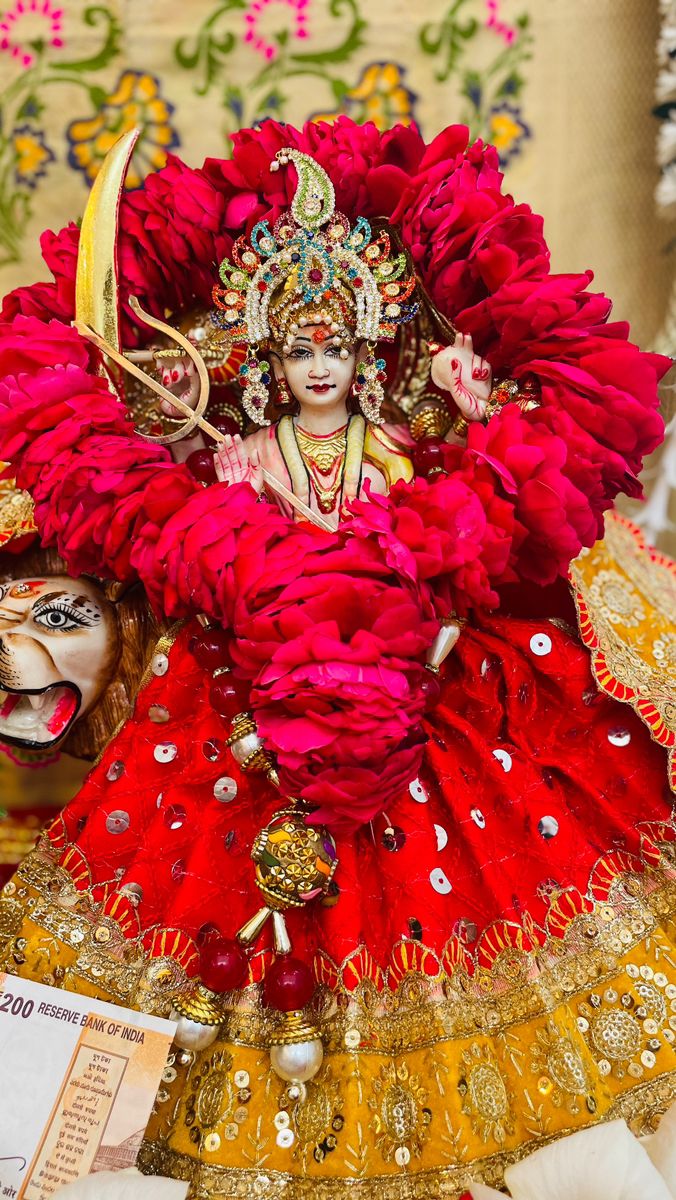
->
(275, 376, 294, 408)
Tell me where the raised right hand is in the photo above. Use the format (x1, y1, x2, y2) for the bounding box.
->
(214, 434, 264, 494)
(157, 355, 200, 417)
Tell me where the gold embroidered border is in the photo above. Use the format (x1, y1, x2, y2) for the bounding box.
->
(569, 510, 676, 786)
(5, 849, 676, 1197)
(137, 1070, 676, 1200)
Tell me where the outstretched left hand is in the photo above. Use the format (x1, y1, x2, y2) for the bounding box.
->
(431, 333, 492, 422)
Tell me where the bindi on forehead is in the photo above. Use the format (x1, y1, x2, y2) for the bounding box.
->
(9, 580, 47, 600)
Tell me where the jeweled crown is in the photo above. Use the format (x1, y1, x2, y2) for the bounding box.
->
(212, 148, 418, 351)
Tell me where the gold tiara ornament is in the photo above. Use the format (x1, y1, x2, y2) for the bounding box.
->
(212, 149, 418, 425)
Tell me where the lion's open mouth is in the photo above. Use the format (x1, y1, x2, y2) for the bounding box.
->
(0, 684, 81, 748)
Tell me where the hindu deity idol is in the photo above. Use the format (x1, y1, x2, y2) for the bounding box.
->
(0, 120, 673, 1200)
(158, 149, 497, 531)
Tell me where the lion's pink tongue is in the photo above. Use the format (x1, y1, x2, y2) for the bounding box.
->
(47, 691, 77, 736)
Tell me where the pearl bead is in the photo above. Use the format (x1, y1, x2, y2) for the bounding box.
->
(171, 1012, 219, 1051)
(270, 1038, 324, 1083)
(230, 731, 262, 764)
(427, 620, 462, 669)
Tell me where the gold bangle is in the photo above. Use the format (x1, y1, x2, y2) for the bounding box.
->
(152, 347, 187, 362)
(451, 414, 469, 438)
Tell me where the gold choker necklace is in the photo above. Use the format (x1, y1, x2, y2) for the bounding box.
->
(293, 422, 347, 513)
(277, 415, 367, 518)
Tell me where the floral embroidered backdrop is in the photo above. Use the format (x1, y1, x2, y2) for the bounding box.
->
(0, 0, 534, 282)
(0, 0, 671, 352)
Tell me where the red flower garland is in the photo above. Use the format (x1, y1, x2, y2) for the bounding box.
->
(0, 118, 668, 831)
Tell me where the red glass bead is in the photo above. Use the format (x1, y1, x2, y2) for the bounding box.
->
(398, 724, 426, 750)
(193, 627, 232, 672)
(412, 437, 445, 478)
(209, 414, 241, 438)
(186, 449, 217, 484)
(308, 268, 323, 283)
(420, 672, 441, 708)
(257, 281, 268, 292)
(200, 936, 248, 993)
(264, 956, 315, 1012)
(353, 278, 363, 288)
(208, 675, 240, 715)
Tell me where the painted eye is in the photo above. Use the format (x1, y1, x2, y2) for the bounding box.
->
(33, 605, 87, 632)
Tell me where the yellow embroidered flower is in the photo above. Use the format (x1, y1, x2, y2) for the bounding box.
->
(66, 70, 179, 188)
(488, 102, 531, 165)
(587, 569, 646, 630)
(313, 61, 416, 131)
(653, 633, 676, 671)
(13, 125, 54, 188)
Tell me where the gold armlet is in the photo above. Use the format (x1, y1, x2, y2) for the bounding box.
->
(485, 375, 541, 419)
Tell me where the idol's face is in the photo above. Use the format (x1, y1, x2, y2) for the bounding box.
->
(275, 326, 357, 414)
(0, 576, 118, 748)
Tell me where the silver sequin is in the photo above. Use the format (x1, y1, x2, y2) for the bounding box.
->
(434, 824, 448, 851)
(164, 804, 187, 830)
(429, 867, 452, 895)
(105, 810, 130, 835)
(492, 748, 512, 773)
(530, 632, 552, 657)
(154, 742, 178, 764)
(607, 727, 631, 747)
(214, 776, 238, 802)
(408, 777, 428, 804)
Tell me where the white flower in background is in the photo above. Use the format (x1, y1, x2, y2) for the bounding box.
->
(55, 1168, 188, 1199)
(469, 1105, 676, 1200)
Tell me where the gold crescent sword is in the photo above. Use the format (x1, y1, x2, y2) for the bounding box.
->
(73, 128, 331, 531)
